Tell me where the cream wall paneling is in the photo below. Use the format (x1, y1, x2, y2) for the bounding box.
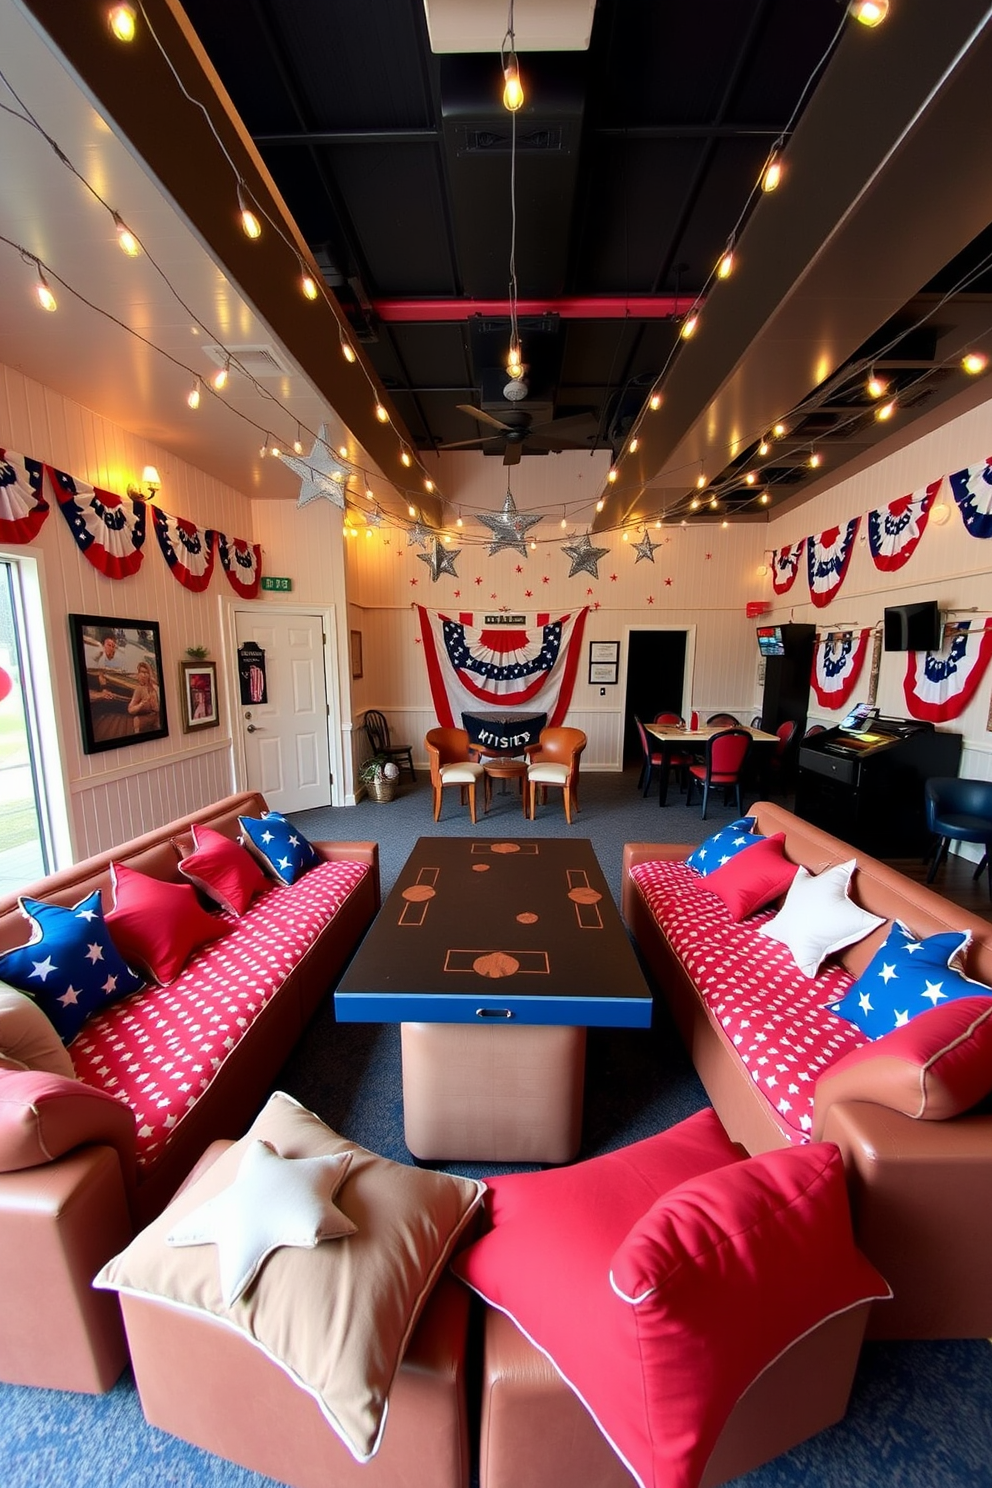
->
(218, 596, 346, 808)
(71, 744, 234, 861)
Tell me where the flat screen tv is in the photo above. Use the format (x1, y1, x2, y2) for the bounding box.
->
(756, 625, 784, 658)
(883, 600, 941, 652)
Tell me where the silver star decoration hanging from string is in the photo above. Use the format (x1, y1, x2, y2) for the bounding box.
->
(633, 530, 663, 563)
(417, 537, 460, 581)
(562, 530, 610, 579)
(364, 504, 384, 527)
(477, 488, 542, 556)
(406, 520, 433, 548)
(277, 423, 349, 509)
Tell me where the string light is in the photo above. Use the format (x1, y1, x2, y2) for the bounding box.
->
(211, 358, 230, 391)
(962, 351, 988, 375)
(680, 311, 698, 340)
(366, 485, 375, 501)
(298, 263, 319, 300)
(108, 5, 136, 42)
(340, 326, 356, 363)
(851, 0, 888, 25)
(424, 478, 435, 492)
(628, 436, 639, 453)
(33, 263, 56, 312)
(456, 513, 463, 527)
(595, 498, 605, 512)
(772, 422, 787, 438)
(400, 446, 412, 468)
(259, 436, 270, 457)
(689, 497, 700, 511)
(758, 439, 770, 456)
(875, 399, 896, 421)
(744, 471, 756, 485)
(236, 182, 261, 240)
(374, 401, 389, 423)
(761, 153, 783, 192)
(709, 497, 719, 510)
(759, 491, 770, 505)
(866, 371, 888, 398)
(696, 472, 707, 489)
(338, 445, 349, 459)
(112, 213, 140, 257)
(649, 392, 662, 411)
(809, 451, 822, 468)
(501, 0, 524, 111)
(408, 504, 417, 518)
(607, 467, 618, 483)
(294, 427, 304, 454)
(716, 246, 735, 279)
(186, 379, 201, 410)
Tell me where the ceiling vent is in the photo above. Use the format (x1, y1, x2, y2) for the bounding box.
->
(202, 343, 297, 378)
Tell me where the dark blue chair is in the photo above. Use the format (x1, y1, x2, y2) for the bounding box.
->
(924, 777, 992, 898)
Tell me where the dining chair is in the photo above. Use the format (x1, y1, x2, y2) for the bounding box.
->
(766, 719, 798, 795)
(363, 709, 416, 779)
(685, 728, 751, 820)
(648, 713, 693, 792)
(425, 727, 484, 824)
(706, 712, 741, 727)
(924, 777, 992, 897)
(804, 723, 827, 738)
(653, 711, 685, 726)
(527, 727, 587, 823)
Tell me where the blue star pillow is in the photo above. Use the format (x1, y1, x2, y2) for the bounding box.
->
(828, 920, 988, 1040)
(238, 812, 320, 886)
(686, 818, 761, 878)
(0, 891, 145, 1045)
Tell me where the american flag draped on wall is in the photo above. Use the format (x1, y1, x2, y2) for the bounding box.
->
(903, 619, 992, 722)
(810, 628, 871, 709)
(417, 606, 588, 728)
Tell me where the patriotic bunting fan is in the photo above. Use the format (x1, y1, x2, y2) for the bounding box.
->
(867, 481, 940, 571)
(903, 619, 992, 722)
(49, 466, 146, 578)
(771, 540, 804, 595)
(806, 518, 859, 608)
(214, 531, 262, 598)
(947, 459, 992, 539)
(152, 508, 216, 592)
(0, 449, 48, 544)
(810, 628, 871, 709)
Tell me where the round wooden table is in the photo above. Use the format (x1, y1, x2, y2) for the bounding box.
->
(482, 757, 529, 815)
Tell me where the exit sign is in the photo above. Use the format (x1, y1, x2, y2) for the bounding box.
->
(261, 576, 292, 592)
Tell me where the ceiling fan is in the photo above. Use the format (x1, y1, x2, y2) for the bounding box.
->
(438, 403, 601, 466)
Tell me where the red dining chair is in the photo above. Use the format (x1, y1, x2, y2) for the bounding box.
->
(685, 728, 751, 820)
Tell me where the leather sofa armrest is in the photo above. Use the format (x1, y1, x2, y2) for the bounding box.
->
(819, 1099, 992, 1337)
(623, 843, 694, 872)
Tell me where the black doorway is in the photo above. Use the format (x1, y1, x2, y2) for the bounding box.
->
(623, 630, 688, 765)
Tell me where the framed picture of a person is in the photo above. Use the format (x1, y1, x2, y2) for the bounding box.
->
(179, 660, 220, 732)
(69, 614, 168, 753)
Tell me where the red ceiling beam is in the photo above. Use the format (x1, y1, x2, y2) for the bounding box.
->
(371, 296, 692, 322)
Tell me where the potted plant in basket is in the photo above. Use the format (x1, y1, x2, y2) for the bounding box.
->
(359, 754, 401, 802)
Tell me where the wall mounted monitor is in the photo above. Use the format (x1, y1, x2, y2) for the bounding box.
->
(756, 625, 785, 657)
(882, 600, 941, 652)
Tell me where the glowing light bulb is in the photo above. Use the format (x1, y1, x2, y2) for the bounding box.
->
(113, 214, 140, 256)
(622, 530, 629, 542)
(745, 471, 756, 485)
(866, 373, 887, 399)
(300, 273, 319, 301)
(456, 515, 463, 528)
(108, 5, 136, 41)
(502, 62, 524, 112)
(596, 499, 605, 513)
(809, 452, 822, 469)
(270, 445, 281, 458)
(374, 402, 389, 423)
(34, 269, 56, 312)
(237, 185, 261, 239)
(629, 437, 639, 453)
(690, 497, 700, 511)
(721, 520, 729, 529)
(963, 352, 988, 375)
(851, 0, 888, 25)
(212, 363, 229, 391)
(294, 439, 304, 455)
(875, 399, 896, 421)
(424, 478, 435, 493)
(759, 491, 770, 505)
(365, 487, 374, 501)
(259, 440, 269, 458)
(530, 539, 537, 550)
(772, 422, 786, 438)
(649, 392, 662, 410)
(716, 248, 734, 279)
(187, 381, 200, 410)
(341, 335, 356, 364)
(338, 446, 348, 459)
(506, 339, 522, 376)
(696, 473, 706, 489)
(680, 312, 698, 339)
(762, 155, 782, 192)
(560, 516, 567, 529)
(408, 504, 417, 518)
(607, 468, 618, 483)
(400, 448, 412, 468)
(365, 528, 372, 539)
(758, 440, 770, 456)
(709, 497, 719, 510)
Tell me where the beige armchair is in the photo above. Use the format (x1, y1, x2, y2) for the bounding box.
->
(526, 727, 587, 824)
(425, 727, 485, 824)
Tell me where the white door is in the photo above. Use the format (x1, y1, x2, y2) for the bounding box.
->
(234, 610, 331, 813)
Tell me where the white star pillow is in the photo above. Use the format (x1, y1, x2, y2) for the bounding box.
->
(167, 1140, 356, 1306)
(757, 859, 884, 978)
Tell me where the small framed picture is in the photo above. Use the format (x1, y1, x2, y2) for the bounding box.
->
(69, 614, 168, 754)
(589, 640, 620, 685)
(350, 629, 363, 680)
(178, 660, 220, 732)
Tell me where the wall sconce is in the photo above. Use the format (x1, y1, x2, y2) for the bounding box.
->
(930, 501, 951, 526)
(128, 465, 161, 501)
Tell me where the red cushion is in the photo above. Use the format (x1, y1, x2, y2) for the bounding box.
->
(106, 863, 226, 984)
(177, 824, 269, 916)
(0, 1068, 136, 1184)
(813, 994, 992, 1131)
(453, 1111, 887, 1488)
(703, 833, 798, 921)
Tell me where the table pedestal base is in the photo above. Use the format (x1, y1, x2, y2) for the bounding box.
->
(401, 1022, 586, 1164)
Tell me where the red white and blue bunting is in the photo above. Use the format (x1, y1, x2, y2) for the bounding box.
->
(771, 539, 804, 595)
(0, 449, 48, 544)
(867, 481, 940, 571)
(903, 619, 992, 722)
(810, 628, 871, 710)
(947, 458, 992, 539)
(214, 531, 262, 599)
(806, 518, 859, 608)
(417, 605, 588, 728)
(48, 466, 146, 579)
(152, 508, 216, 592)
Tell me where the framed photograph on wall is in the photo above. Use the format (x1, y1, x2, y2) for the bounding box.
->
(68, 614, 168, 754)
(588, 640, 620, 685)
(179, 660, 220, 732)
(350, 629, 363, 680)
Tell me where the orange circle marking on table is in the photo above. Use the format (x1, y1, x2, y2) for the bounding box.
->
(472, 863, 490, 872)
(516, 912, 539, 924)
(473, 952, 520, 978)
(491, 842, 521, 854)
(402, 885, 436, 902)
(568, 887, 602, 905)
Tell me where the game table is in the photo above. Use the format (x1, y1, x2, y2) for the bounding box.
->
(335, 836, 652, 1161)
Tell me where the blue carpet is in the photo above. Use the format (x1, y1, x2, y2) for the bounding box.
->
(2, 769, 991, 1487)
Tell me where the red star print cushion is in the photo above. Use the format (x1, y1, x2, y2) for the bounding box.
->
(178, 824, 269, 916)
(703, 832, 798, 920)
(106, 863, 227, 985)
(453, 1110, 887, 1488)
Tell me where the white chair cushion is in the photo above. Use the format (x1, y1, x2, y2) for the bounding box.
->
(439, 762, 483, 784)
(528, 762, 570, 786)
